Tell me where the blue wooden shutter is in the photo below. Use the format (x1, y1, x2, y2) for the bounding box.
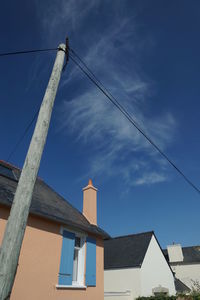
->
(86, 237, 96, 286)
(59, 230, 75, 285)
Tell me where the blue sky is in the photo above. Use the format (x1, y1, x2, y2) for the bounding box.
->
(0, 0, 200, 248)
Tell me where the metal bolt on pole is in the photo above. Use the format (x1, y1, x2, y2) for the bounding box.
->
(0, 43, 66, 300)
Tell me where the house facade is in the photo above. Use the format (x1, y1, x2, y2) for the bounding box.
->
(164, 244, 200, 290)
(0, 160, 108, 300)
(104, 232, 176, 300)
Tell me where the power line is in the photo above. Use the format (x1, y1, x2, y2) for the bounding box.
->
(69, 49, 200, 195)
(0, 48, 57, 57)
(5, 45, 67, 161)
(69, 48, 142, 130)
(6, 109, 39, 161)
(3, 45, 199, 194)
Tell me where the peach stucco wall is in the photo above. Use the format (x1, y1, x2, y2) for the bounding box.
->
(0, 205, 104, 300)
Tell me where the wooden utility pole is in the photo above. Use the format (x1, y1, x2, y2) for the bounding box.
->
(0, 43, 67, 300)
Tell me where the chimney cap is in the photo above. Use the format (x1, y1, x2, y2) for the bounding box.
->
(88, 179, 93, 186)
(83, 179, 97, 191)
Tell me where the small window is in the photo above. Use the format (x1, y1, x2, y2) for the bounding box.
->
(0, 165, 16, 180)
(75, 236, 81, 248)
(72, 234, 85, 286)
(58, 230, 86, 287)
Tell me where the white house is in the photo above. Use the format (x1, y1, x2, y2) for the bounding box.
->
(164, 244, 200, 291)
(104, 231, 176, 300)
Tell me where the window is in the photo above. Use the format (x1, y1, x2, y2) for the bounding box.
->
(0, 165, 16, 180)
(58, 229, 96, 288)
(72, 235, 85, 286)
(58, 230, 86, 287)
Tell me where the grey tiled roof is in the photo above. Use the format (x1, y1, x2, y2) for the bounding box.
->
(175, 278, 191, 293)
(164, 246, 200, 265)
(104, 231, 153, 269)
(0, 160, 109, 239)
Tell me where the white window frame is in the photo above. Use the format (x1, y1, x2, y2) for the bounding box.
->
(57, 227, 86, 288)
(72, 233, 86, 287)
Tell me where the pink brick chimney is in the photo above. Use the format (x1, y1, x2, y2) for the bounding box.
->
(82, 179, 97, 225)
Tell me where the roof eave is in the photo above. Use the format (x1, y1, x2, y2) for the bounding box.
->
(0, 202, 108, 239)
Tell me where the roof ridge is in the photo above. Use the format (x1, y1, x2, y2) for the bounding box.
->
(37, 178, 92, 225)
(0, 160, 86, 221)
(0, 161, 87, 223)
(0, 160, 45, 182)
(111, 230, 154, 240)
(164, 245, 200, 250)
(0, 160, 20, 170)
(182, 245, 200, 249)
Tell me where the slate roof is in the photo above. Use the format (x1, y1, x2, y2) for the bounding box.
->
(104, 231, 154, 269)
(163, 246, 200, 265)
(0, 160, 109, 239)
(175, 278, 191, 293)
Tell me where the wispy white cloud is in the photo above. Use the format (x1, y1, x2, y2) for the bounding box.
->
(60, 86, 175, 185)
(134, 172, 167, 186)
(35, 0, 99, 42)
(36, 0, 177, 186)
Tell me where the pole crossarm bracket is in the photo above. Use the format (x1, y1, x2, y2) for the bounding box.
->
(59, 37, 69, 72)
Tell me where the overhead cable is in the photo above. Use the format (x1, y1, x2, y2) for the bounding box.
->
(6, 109, 39, 161)
(4, 46, 65, 161)
(3, 44, 199, 194)
(69, 49, 200, 195)
(0, 48, 57, 58)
